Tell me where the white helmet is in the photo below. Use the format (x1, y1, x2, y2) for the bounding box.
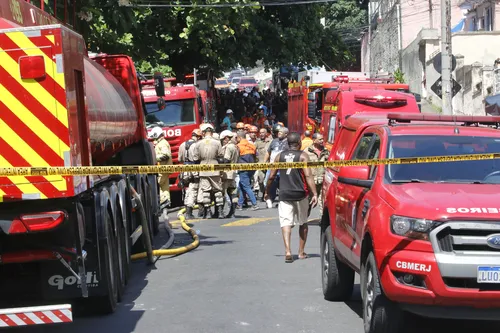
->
(200, 123, 214, 132)
(148, 126, 164, 140)
(212, 133, 220, 140)
(220, 130, 234, 140)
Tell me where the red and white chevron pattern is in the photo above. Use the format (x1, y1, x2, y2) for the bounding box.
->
(0, 304, 72, 327)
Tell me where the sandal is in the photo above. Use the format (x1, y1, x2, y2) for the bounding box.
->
(285, 254, 293, 263)
(298, 253, 309, 259)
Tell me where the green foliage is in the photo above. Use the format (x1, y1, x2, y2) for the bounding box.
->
(79, 0, 361, 76)
(393, 68, 405, 83)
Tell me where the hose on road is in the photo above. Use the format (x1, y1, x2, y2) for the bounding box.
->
(131, 206, 200, 261)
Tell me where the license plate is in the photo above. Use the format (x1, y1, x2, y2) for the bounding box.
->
(477, 266, 500, 283)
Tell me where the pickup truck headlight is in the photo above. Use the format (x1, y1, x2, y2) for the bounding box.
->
(390, 215, 438, 241)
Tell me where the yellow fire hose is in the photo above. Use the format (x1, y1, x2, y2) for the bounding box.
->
(130, 206, 200, 261)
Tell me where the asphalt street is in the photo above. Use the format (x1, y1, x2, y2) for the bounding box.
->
(11, 203, 500, 333)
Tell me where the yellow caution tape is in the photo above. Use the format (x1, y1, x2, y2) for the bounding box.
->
(0, 153, 498, 176)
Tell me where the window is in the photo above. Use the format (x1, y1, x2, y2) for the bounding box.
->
(386, 135, 500, 184)
(145, 99, 196, 126)
(240, 78, 256, 84)
(351, 134, 374, 160)
(327, 115, 336, 143)
(366, 136, 380, 178)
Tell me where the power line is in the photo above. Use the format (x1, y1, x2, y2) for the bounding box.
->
(126, 0, 338, 7)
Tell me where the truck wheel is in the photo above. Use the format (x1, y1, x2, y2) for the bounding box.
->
(321, 225, 354, 301)
(116, 212, 130, 301)
(362, 252, 403, 333)
(93, 211, 119, 314)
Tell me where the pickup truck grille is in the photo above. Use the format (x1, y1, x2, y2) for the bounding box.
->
(434, 222, 500, 253)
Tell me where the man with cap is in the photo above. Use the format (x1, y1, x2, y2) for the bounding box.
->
(219, 130, 239, 218)
(192, 123, 224, 218)
(148, 126, 172, 211)
(178, 129, 203, 219)
(222, 109, 233, 128)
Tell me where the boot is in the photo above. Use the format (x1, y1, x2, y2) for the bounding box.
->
(185, 207, 195, 220)
(225, 203, 237, 218)
(212, 206, 219, 219)
(217, 205, 225, 219)
(202, 206, 212, 219)
(197, 206, 204, 218)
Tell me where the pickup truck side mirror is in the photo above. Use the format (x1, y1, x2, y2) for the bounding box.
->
(338, 166, 373, 188)
(154, 72, 165, 97)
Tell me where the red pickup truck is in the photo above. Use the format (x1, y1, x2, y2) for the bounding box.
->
(320, 112, 500, 332)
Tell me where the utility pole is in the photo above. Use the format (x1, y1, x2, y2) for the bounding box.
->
(440, 0, 453, 114)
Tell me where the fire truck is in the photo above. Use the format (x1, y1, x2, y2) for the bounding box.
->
(0, 0, 161, 326)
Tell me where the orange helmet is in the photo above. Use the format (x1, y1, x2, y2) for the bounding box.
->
(249, 125, 258, 133)
(244, 124, 251, 130)
(277, 122, 284, 127)
(236, 122, 245, 129)
(192, 129, 202, 137)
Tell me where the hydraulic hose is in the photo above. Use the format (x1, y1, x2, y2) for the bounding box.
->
(131, 206, 200, 261)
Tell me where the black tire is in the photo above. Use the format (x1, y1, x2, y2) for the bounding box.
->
(151, 175, 160, 236)
(320, 225, 354, 301)
(362, 252, 404, 333)
(116, 211, 130, 302)
(92, 211, 119, 314)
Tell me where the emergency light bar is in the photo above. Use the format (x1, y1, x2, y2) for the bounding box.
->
(387, 113, 500, 125)
(354, 95, 408, 107)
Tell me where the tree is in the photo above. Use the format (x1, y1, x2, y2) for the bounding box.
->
(78, 0, 356, 76)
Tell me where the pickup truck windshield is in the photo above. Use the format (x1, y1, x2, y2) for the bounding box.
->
(145, 99, 196, 127)
(386, 135, 500, 184)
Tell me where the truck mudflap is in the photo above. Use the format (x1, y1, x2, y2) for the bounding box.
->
(0, 304, 72, 327)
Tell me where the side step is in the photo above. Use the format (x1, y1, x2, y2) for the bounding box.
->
(0, 304, 72, 327)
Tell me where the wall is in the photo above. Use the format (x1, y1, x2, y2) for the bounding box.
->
(452, 31, 500, 65)
(369, 4, 400, 74)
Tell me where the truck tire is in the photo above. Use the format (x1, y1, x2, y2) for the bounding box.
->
(362, 252, 404, 333)
(92, 210, 119, 314)
(116, 211, 130, 302)
(321, 225, 354, 301)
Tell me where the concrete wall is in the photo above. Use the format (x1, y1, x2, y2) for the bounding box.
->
(452, 31, 500, 65)
(369, 4, 400, 74)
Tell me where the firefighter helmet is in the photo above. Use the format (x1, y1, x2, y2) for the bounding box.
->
(200, 123, 214, 132)
(272, 124, 283, 133)
(220, 130, 234, 140)
(244, 124, 251, 130)
(236, 122, 245, 129)
(148, 126, 164, 140)
(250, 125, 258, 133)
(192, 129, 202, 137)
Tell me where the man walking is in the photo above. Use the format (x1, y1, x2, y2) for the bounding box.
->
(193, 123, 224, 218)
(178, 129, 202, 219)
(265, 132, 317, 263)
(254, 127, 272, 199)
(264, 126, 288, 204)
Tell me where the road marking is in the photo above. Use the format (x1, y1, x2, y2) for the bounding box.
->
(221, 217, 274, 227)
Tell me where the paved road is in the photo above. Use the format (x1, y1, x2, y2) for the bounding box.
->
(13, 203, 500, 333)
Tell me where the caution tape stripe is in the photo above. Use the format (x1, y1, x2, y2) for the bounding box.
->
(0, 153, 498, 177)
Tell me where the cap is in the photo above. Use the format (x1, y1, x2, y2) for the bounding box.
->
(220, 130, 235, 140)
(192, 129, 202, 137)
(226, 109, 233, 114)
(236, 122, 245, 129)
(200, 123, 215, 132)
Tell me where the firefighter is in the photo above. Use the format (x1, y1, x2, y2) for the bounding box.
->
(193, 123, 224, 218)
(219, 130, 239, 218)
(178, 129, 202, 220)
(254, 127, 272, 199)
(148, 126, 172, 210)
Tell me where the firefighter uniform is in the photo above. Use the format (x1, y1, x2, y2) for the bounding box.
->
(149, 127, 172, 209)
(178, 131, 202, 219)
(305, 145, 329, 216)
(254, 135, 272, 196)
(192, 124, 223, 218)
(220, 130, 239, 218)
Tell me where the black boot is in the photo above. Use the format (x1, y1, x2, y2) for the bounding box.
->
(217, 205, 225, 219)
(185, 207, 195, 220)
(225, 203, 237, 218)
(212, 206, 219, 219)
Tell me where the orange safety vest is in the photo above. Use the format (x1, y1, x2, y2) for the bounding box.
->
(237, 139, 256, 163)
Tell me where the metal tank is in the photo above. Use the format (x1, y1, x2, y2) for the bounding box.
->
(83, 57, 141, 164)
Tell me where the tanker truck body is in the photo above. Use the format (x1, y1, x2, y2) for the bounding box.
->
(0, 22, 159, 327)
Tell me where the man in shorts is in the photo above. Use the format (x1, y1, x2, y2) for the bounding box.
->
(264, 132, 318, 263)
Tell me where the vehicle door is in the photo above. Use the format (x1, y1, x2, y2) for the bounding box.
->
(335, 132, 379, 262)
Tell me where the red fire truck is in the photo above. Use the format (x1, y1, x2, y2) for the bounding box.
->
(0, 0, 160, 327)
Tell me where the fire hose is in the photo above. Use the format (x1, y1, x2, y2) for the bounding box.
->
(130, 205, 200, 262)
